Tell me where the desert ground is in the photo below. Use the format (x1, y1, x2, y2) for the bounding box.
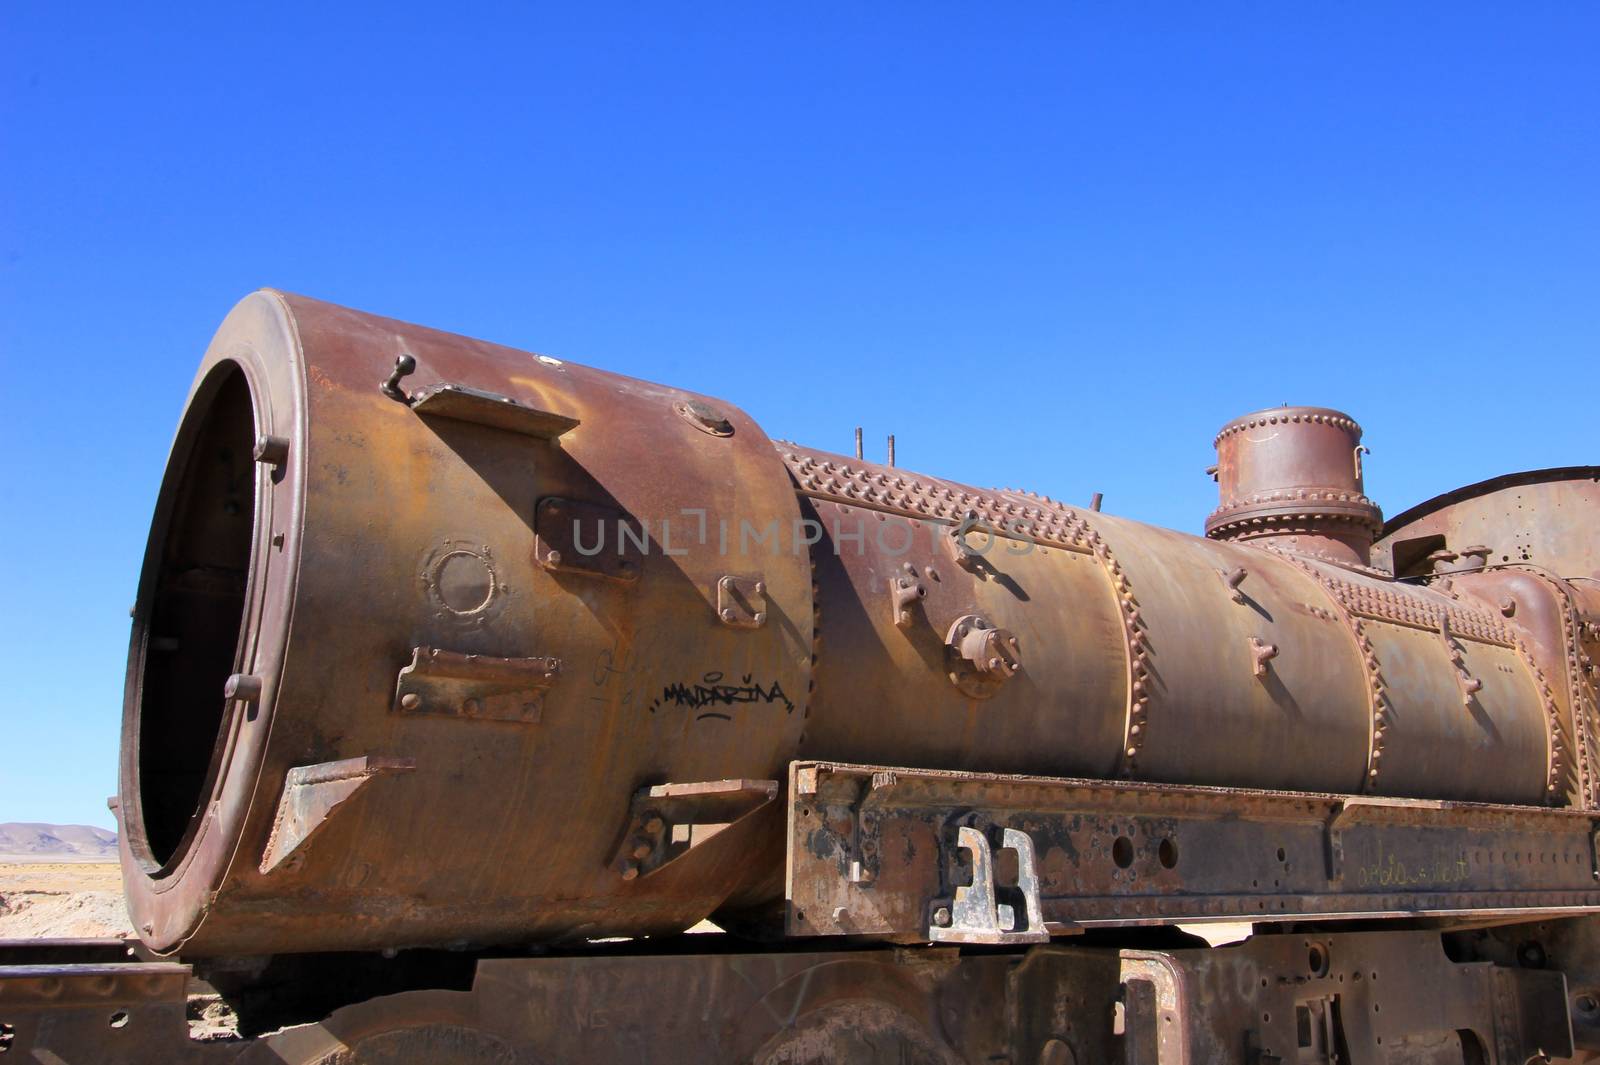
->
(0, 861, 134, 939)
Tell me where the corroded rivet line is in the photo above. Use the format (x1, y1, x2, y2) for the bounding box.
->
(1521, 572, 1594, 808)
(778, 445, 1102, 556)
(1274, 550, 1391, 790)
(1212, 410, 1362, 448)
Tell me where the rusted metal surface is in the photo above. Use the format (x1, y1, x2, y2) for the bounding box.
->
(1116, 930, 1574, 1064)
(1206, 406, 1383, 566)
(787, 761, 1600, 943)
(789, 441, 1556, 802)
(15, 290, 1600, 1060)
(5, 930, 1589, 1062)
(0, 942, 231, 1063)
(119, 292, 814, 955)
(113, 296, 1598, 963)
(1377, 467, 1600, 580)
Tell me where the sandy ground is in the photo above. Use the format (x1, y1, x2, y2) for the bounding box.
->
(0, 861, 134, 939)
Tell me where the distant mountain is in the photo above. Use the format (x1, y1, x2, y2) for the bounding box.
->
(0, 823, 119, 862)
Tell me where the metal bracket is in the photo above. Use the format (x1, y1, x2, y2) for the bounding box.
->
(1249, 636, 1279, 678)
(1221, 566, 1249, 604)
(393, 646, 560, 723)
(889, 564, 926, 629)
(943, 512, 987, 573)
(260, 756, 415, 873)
(535, 497, 644, 583)
(927, 826, 1047, 944)
(411, 383, 580, 440)
(610, 779, 779, 881)
(716, 575, 767, 628)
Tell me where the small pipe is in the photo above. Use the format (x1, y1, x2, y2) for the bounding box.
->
(854, 427, 863, 460)
(1089, 492, 1103, 512)
(887, 434, 896, 467)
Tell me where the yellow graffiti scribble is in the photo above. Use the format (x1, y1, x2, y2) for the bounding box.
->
(1356, 842, 1470, 889)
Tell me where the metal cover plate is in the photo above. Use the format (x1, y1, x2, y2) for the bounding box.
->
(534, 497, 644, 583)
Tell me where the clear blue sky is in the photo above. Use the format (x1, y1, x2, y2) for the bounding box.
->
(2, 5, 1595, 829)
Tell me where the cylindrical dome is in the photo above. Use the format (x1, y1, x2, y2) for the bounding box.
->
(1205, 406, 1383, 565)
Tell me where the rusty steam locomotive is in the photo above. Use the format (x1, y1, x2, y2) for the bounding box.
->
(4, 291, 1599, 1063)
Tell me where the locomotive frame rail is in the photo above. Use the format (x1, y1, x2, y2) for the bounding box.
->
(785, 761, 1600, 942)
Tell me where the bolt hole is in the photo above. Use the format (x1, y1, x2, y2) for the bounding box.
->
(1577, 994, 1598, 1014)
(1307, 944, 1329, 977)
(1112, 836, 1134, 868)
(1158, 838, 1178, 869)
(109, 1011, 129, 1029)
(1276, 847, 1287, 862)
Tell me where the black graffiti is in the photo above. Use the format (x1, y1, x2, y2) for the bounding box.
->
(651, 672, 795, 718)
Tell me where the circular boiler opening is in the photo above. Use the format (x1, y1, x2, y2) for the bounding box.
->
(131, 361, 259, 870)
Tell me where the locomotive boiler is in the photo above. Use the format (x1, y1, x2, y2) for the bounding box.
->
(9, 289, 1600, 1063)
(116, 290, 1600, 965)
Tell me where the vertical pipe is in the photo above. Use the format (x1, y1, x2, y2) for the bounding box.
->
(887, 434, 896, 467)
(854, 427, 863, 460)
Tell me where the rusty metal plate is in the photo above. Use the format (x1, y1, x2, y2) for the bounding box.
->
(410, 382, 580, 439)
(532, 496, 644, 583)
(607, 778, 779, 880)
(786, 761, 1600, 941)
(392, 646, 560, 723)
(1117, 930, 1574, 1064)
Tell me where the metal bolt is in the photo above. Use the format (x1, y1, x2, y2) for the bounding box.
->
(224, 674, 263, 703)
(399, 692, 421, 711)
(253, 434, 290, 467)
(643, 816, 664, 833)
(933, 906, 952, 927)
(546, 549, 563, 567)
(721, 608, 738, 623)
(620, 862, 639, 881)
(631, 839, 652, 860)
